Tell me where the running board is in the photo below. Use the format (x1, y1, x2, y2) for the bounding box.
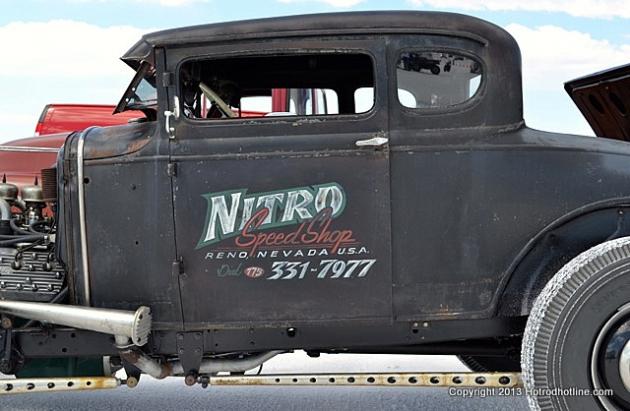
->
(0, 377, 120, 395)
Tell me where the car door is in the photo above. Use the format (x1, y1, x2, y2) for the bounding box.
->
(387, 34, 523, 320)
(164, 38, 393, 329)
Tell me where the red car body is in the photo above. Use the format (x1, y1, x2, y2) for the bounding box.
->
(34, 104, 143, 136)
(1, 92, 307, 189)
(2, 104, 142, 189)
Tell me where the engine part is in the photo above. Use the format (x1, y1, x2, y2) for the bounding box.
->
(0, 200, 11, 234)
(0, 246, 65, 302)
(20, 181, 44, 204)
(20, 179, 45, 226)
(0, 301, 151, 346)
(0, 327, 22, 374)
(0, 221, 9, 236)
(119, 349, 172, 379)
(0, 177, 17, 204)
(40, 168, 57, 203)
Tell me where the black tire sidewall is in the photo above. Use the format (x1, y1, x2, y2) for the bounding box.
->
(541, 259, 630, 410)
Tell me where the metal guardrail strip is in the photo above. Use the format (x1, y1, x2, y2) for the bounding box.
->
(0, 377, 120, 395)
(0, 372, 522, 394)
(210, 372, 523, 388)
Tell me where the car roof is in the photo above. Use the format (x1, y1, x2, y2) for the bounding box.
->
(120, 11, 524, 129)
(121, 11, 515, 69)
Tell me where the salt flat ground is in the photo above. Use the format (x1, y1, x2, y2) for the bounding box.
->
(2, 353, 529, 410)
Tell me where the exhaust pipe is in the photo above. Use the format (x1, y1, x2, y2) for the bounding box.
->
(171, 351, 284, 376)
(0, 300, 151, 346)
(122, 349, 284, 379)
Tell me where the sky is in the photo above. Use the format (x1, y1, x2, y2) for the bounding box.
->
(1, 0, 629, 141)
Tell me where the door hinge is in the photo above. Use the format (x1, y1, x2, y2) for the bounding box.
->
(172, 257, 184, 276)
(167, 162, 178, 177)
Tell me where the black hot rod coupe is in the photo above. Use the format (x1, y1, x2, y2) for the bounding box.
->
(1, 11, 629, 411)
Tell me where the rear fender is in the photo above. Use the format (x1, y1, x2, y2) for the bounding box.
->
(497, 200, 630, 316)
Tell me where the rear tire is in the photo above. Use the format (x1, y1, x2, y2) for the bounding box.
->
(522, 237, 630, 410)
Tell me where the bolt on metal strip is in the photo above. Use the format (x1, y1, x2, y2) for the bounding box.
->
(0, 377, 120, 395)
(210, 372, 523, 388)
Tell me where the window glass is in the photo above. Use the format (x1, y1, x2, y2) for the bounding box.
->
(129, 77, 157, 108)
(396, 51, 482, 109)
(354, 87, 374, 114)
(180, 53, 373, 120)
(115, 61, 157, 114)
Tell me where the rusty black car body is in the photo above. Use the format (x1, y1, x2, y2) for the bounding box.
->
(2, 10, 630, 409)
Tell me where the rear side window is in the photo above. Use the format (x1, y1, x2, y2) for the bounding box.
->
(180, 53, 374, 120)
(396, 51, 482, 109)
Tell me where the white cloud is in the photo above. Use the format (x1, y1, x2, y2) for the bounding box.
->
(503, 24, 630, 135)
(0, 17, 627, 141)
(409, 0, 630, 19)
(278, 0, 363, 8)
(0, 20, 150, 78)
(0, 20, 152, 142)
(505, 23, 630, 91)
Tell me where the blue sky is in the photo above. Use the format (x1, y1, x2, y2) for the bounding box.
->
(1, 0, 629, 140)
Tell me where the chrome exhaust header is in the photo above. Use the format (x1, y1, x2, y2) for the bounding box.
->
(0, 300, 151, 346)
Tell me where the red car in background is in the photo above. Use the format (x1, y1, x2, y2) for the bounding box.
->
(34, 104, 144, 136)
(1, 104, 144, 188)
(1, 89, 322, 188)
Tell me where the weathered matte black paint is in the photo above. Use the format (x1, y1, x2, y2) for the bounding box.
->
(47, 12, 630, 356)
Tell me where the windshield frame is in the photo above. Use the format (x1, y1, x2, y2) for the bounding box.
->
(114, 61, 157, 114)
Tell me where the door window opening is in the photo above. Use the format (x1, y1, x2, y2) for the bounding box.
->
(180, 53, 374, 120)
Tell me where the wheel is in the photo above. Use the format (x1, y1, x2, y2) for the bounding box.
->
(458, 355, 521, 372)
(522, 237, 630, 410)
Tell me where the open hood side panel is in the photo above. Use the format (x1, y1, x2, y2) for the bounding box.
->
(565, 63, 630, 141)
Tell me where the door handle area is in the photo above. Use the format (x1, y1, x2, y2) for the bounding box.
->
(355, 137, 389, 148)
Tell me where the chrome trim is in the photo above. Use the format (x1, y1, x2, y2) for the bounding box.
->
(0, 146, 59, 153)
(77, 132, 90, 305)
(0, 300, 151, 346)
(620, 339, 630, 392)
(164, 96, 180, 139)
(591, 301, 630, 411)
(355, 136, 389, 148)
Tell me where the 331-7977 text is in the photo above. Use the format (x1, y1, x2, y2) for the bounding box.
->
(267, 259, 377, 280)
